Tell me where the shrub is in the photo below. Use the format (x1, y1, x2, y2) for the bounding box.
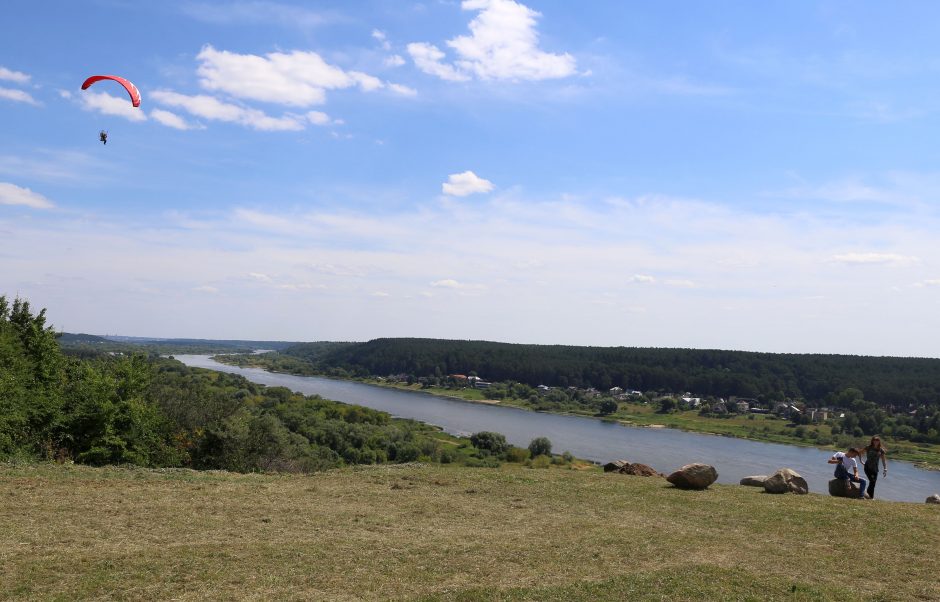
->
(529, 455, 551, 469)
(505, 447, 529, 463)
(470, 431, 509, 455)
(528, 437, 552, 457)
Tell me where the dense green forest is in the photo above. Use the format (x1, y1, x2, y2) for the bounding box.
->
(57, 333, 304, 357)
(285, 338, 940, 407)
(1, 297, 552, 470)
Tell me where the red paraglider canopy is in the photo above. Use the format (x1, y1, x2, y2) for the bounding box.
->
(81, 75, 141, 107)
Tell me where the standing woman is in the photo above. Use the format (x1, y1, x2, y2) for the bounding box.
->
(862, 436, 888, 499)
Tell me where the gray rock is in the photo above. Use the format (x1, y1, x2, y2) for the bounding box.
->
(666, 463, 718, 490)
(618, 462, 663, 477)
(764, 468, 809, 495)
(603, 460, 628, 473)
(829, 478, 867, 498)
(927, 494, 940, 505)
(740, 475, 767, 487)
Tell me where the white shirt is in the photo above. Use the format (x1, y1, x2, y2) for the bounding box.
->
(834, 452, 857, 475)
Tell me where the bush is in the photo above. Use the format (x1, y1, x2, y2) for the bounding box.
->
(470, 431, 509, 455)
(528, 437, 552, 457)
(598, 399, 618, 415)
(505, 447, 529, 463)
(528, 455, 551, 469)
(562, 450, 574, 463)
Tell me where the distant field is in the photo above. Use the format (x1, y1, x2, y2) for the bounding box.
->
(2, 463, 938, 601)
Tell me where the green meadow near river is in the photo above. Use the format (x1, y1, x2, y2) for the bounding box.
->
(2, 462, 938, 601)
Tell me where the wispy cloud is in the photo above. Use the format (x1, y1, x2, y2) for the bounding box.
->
(0, 182, 54, 209)
(0, 66, 30, 84)
(7, 185, 940, 353)
(150, 90, 305, 131)
(150, 108, 201, 130)
(0, 150, 111, 183)
(0, 87, 39, 105)
(80, 91, 147, 122)
(830, 252, 918, 266)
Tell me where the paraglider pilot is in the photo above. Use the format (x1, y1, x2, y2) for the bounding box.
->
(99, 130, 108, 145)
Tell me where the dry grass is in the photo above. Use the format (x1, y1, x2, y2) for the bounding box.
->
(1, 463, 938, 601)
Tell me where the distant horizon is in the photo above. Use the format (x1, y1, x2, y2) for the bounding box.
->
(4, 2, 940, 359)
(56, 327, 940, 361)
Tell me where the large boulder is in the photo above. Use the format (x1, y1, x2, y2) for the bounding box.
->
(829, 479, 867, 498)
(618, 462, 663, 477)
(666, 463, 718, 490)
(927, 494, 940, 505)
(763, 468, 809, 494)
(740, 475, 767, 487)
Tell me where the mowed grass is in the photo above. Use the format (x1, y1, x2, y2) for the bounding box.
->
(1, 463, 938, 601)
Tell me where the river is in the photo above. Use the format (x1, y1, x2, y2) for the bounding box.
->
(175, 355, 940, 503)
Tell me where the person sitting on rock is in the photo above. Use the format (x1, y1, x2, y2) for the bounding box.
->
(828, 448, 867, 499)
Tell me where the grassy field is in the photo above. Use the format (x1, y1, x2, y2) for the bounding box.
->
(2, 463, 938, 601)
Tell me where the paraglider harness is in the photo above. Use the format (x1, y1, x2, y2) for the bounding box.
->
(99, 131, 108, 145)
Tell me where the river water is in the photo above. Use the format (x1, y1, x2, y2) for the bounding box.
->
(176, 355, 940, 503)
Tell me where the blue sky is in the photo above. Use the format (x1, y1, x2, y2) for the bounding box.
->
(3, 0, 940, 356)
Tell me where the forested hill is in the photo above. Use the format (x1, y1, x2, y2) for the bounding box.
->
(285, 338, 940, 406)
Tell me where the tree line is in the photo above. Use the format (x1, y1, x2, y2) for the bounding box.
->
(285, 337, 940, 407)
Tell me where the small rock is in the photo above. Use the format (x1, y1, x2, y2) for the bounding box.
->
(740, 475, 767, 487)
(764, 468, 809, 495)
(666, 463, 718, 490)
(603, 460, 628, 473)
(927, 494, 940, 505)
(618, 462, 663, 477)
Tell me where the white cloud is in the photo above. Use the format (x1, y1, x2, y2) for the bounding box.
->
(248, 272, 271, 282)
(0, 66, 30, 84)
(371, 291, 390, 297)
(58, 90, 72, 99)
(913, 279, 940, 288)
(629, 274, 656, 283)
(409, 0, 576, 82)
(830, 252, 918, 266)
(150, 108, 200, 130)
(443, 171, 494, 196)
(0, 182, 54, 209)
(0, 87, 39, 105)
(193, 285, 220, 294)
(150, 90, 304, 131)
(195, 45, 386, 107)
(407, 43, 471, 82)
(387, 83, 417, 97)
(80, 91, 147, 122)
(372, 29, 392, 51)
(306, 111, 334, 126)
(384, 55, 406, 68)
(8, 188, 940, 355)
(664, 279, 696, 288)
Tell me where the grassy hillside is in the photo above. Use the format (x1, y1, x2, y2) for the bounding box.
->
(2, 463, 938, 601)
